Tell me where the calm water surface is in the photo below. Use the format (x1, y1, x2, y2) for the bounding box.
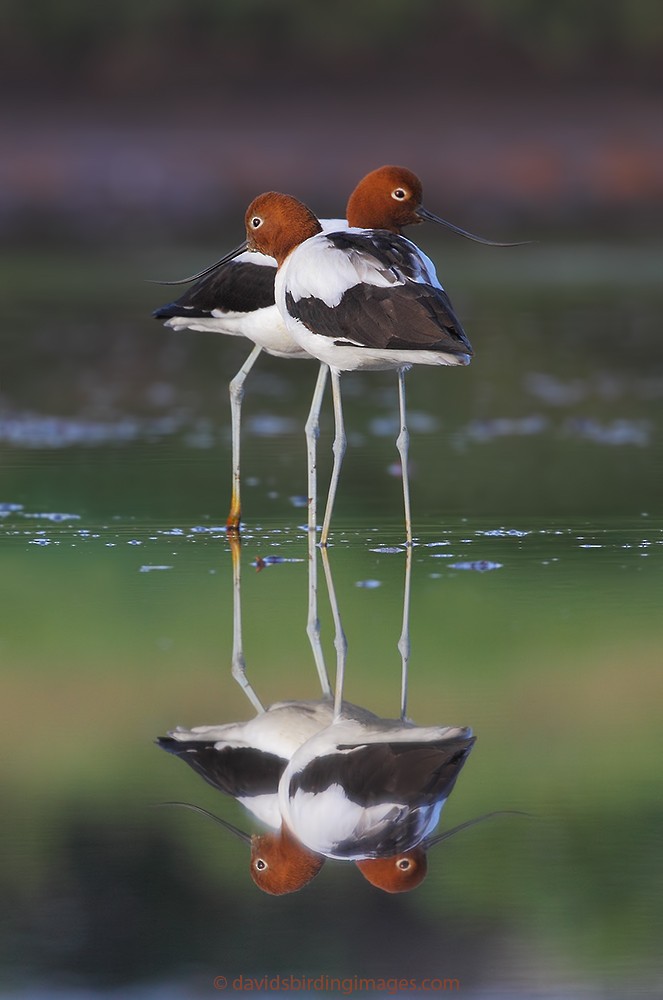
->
(1, 240, 662, 998)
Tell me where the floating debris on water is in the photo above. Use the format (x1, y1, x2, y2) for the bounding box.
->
(140, 565, 174, 572)
(478, 528, 529, 537)
(564, 417, 651, 447)
(457, 415, 549, 445)
(246, 415, 298, 437)
(23, 512, 80, 522)
(387, 460, 415, 478)
(450, 560, 503, 572)
(524, 372, 586, 406)
(370, 412, 439, 436)
(0, 412, 186, 448)
(370, 546, 405, 554)
(355, 579, 382, 589)
(252, 555, 305, 572)
(183, 428, 216, 449)
(0, 503, 23, 516)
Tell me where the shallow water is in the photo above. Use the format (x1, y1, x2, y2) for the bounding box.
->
(2, 239, 663, 998)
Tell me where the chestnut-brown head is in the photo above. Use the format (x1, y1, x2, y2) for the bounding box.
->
(356, 846, 428, 893)
(346, 165, 424, 234)
(347, 165, 527, 245)
(244, 192, 323, 266)
(250, 826, 325, 895)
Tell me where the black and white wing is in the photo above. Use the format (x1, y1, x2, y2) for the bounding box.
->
(284, 230, 473, 357)
(153, 253, 276, 321)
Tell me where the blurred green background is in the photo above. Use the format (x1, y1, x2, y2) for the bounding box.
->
(2, 2, 663, 998)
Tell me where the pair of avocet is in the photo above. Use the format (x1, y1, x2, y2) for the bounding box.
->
(154, 166, 523, 544)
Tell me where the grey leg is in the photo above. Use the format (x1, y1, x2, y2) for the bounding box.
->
(305, 363, 329, 537)
(396, 368, 413, 547)
(320, 368, 346, 547)
(227, 344, 263, 531)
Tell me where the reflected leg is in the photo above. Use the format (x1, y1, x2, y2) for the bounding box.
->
(320, 547, 347, 720)
(306, 511, 332, 698)
(320, 368, 346, 547)
(227, 344, 263, 532)
(398, 543, 413, 722)
(229, 535, 265, 713)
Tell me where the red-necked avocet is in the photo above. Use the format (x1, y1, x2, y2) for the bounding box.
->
(152, 219, 341, 533)
(153, 166, 518, 536)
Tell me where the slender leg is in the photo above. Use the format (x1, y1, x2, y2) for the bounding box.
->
(226, 344, 263, 533)
(398, 543, 413, 722)
(305, 363, 329, 537)
(320, 368, 346, 547)
(320, 547, 347, 720)
(396, 368, 413, 547)
(229, 534, 265, 713)
(306, 505, 332, 698)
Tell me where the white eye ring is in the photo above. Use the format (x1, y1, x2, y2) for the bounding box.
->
(254, 858, 268, 871)
(251, 216, 263, 229)
(397, 858, 412, 870)
(391, 188, 407, 201)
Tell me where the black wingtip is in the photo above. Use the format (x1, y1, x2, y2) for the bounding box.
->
(152, 304, 177, 320)
(153, 303, 215, 321)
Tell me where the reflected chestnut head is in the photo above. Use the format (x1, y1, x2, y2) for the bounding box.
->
(250, 827, 325, 895)
(356, 846, 428, 893)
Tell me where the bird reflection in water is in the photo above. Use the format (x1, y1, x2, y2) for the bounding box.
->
(157, 536, 508, 893)
(158, 534, 338, 891)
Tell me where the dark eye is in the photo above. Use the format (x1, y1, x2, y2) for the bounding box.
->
(392, 188, 407, 201)
(397, 858, 412, 870)
(251, 216, 263, 229)
(254, 858, 267, 871)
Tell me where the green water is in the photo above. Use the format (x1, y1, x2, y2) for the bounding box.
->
(1, 240, 662, 997)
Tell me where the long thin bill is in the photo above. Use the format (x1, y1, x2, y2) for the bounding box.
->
(417, 207, 530, 247)
(425, 809, 531, 847)
(156, 800, 252, 843)
(148, 240, 250, 285)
